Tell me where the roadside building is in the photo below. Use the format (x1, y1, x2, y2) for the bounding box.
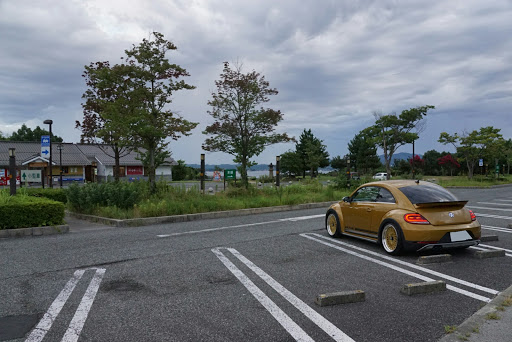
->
(0, 141, 177, 186)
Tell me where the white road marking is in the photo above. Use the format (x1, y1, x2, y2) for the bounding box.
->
(157, 214, 325, 238)
(469, 206, 512, 212)
(227, 248, 356, 342)
(495, 199, 512, 202)
(212, 248, 315, 342)
(475, 212, 512, 220)
(477, 202, 512, 206)
(475, 244, 512, 257)
(300, 233, 494, 302)
(482, 225, 512, 234)
(25, 270, 86, 342)
(25, 268, 106, 342)
(61, 268, 106, 342)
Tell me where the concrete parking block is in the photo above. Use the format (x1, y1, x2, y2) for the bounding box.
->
(417, 254, 452, 265)
(315, 290, 365, 307)
(480, 235, 499, 242)
(400, 280, 446, 296)
(475, 250, 506, 259)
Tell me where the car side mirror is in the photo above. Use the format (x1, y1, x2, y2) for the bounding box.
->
(342, 196, 350, 203)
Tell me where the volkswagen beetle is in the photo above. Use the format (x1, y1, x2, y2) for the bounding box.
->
(325, 180, 481, 255)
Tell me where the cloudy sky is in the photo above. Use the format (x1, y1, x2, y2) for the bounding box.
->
(1, 0, 511, 165)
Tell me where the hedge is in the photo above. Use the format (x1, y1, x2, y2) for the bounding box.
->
(24, 188, 68, 203)
(0, 196, 65, 229)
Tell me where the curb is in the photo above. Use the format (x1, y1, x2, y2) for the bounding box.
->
(0, 225, 69, 239)
(401, 280, 447, 296)
(315, 290, 365, 307)
(67, 201, 337, 227)
(438, 284, 512, 342)
(445, 183, 512, 189)
(417, 254, 451, 265)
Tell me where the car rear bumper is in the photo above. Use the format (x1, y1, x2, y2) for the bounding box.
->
(408, 239, 480, 252)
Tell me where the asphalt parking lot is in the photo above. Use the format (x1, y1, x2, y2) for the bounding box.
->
(1, 186, 511, 341)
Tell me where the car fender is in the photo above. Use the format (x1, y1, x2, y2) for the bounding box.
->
(327, 202, 346, 232)
(378, 209, 412, 237)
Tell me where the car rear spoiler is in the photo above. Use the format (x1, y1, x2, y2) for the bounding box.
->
(413, 200, 468, 209)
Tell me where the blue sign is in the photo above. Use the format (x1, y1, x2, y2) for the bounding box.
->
(41, 135, 50, 146)
(479, 159, 483, 167)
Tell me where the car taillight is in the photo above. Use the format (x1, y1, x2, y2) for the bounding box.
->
(469, 210, 477, 221)
(404, 213, 430, 225)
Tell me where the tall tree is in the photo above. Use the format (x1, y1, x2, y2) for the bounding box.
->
(280, 150, 302, 177)
(347, 130, 381, 174)
(330, 155, 347, 172)
(77, 61, 136, 181)
(439, 126, 504, 179)
(365, 105, 435, 179)
(203, 62, 293, 188)
(9, 124, 63, 142)
(422, 149, 442, 175)
(125, 32, 198, 192)
(437, 154, 460, 176)
(295, 129, 329, 178)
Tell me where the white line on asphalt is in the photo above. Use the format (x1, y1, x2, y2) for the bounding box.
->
(227, 248, 355, 342)
(477, 202, 512, 206)
(300, 234, 494, 303)
(25, 270, 86, 342)
(474, 212, 512, 220)
(212, 248, 315, 342)
(470, 206, 512, 212)
(61, 268, 106, 342)
(157, 214, 325, 238)
(495, 199, 512, 202)
(482, 225, 512, 234)
(476, 244, 512, 257)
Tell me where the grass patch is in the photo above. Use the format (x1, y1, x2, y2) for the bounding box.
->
(68, 181, 349, 219)
(502, 295, 512, 307)
(432, 175, 512, 187)
(444, 325, 457, 334)
(486, 312, 501, 320)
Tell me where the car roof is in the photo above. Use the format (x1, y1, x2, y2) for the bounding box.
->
(365, 180, 437, 189)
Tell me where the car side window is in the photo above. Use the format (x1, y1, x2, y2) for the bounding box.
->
(376, 187, 396, 203)
(352, 186, 380, 202)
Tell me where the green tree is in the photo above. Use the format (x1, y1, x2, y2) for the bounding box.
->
(295, 129, 329, 178)
(203, 62, 293, 188)
(365, 105, 435, 179)
(439, 126, 504, 179)
(280, 150, 302, 177)
(330, 155, 347, 171)
(9, 124, 63, 142)
(125, 32, 198, 192)
(422, 150, 442, 175)
(504, 139, 512, 174)
(347, 130, 382, 175)
(172, 160, 187, 181)
(77, 61, 136, 181)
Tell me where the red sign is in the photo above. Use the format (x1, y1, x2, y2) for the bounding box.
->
(127, 166, 143, 175)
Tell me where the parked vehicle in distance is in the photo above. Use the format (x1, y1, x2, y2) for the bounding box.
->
(372, 172, 389, 180)
(349, 172, 360, 180)
(325, 180, 481, 255)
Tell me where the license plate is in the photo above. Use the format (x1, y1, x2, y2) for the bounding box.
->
(450, 231, 472, 242)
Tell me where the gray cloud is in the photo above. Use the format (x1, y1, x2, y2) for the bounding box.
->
(1, 0, 511, 164)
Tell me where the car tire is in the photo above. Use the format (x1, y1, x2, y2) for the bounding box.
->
(326, 210, 342, 238)
(380, 221, 404, 255)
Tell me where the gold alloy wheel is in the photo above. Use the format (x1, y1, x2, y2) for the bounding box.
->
(382, 224, 398, 252)
(327, 214, 338, 236)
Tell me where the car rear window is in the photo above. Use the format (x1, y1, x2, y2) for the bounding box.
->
(398, 184, 458, 204)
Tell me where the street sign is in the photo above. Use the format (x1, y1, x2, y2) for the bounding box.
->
(224, 169, 236, 180)
(496, 165, 500, 174)
(479, 159, 483, 167)
(21, 170, 42, 183)
(41, 135, 50, 158)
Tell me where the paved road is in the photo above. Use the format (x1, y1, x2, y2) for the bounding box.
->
(1, 186, 511, 341)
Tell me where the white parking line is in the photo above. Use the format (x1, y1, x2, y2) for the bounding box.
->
(212, 248, 314, 342)
(157, 214, 324, 238)
(477, 202, 512, 206)
(470, 206, 512, 212)
(482, 225, 512, 234)
(213, 248, 355, 342)
(495, 199, 512, 202)
(62, 268, 106, 342)
(25, 268, 106, 342)
(300, 233, 495, 303)
(476, 244, 512, 257)
(474, 213, 512, 220)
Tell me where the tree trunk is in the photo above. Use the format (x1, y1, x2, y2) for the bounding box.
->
(149, 141, 156, 193)
(240, 158, 248, 189)
(114, 145, 121, 182)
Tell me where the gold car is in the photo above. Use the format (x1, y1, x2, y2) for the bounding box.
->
(326, 180, 481, 255)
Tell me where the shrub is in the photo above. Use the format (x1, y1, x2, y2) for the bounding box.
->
(23, 188, 68, 203)
(0, 193, 65, 229)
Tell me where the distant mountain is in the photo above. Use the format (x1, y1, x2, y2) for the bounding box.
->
(378, 152, 422, 166)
